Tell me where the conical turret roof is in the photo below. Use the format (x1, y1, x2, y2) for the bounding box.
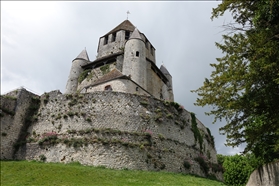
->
(129, 28, 143, 41)
(75, 49, 90, 61)
(105, 20, 136, 36)
(160, 65, 171, 76)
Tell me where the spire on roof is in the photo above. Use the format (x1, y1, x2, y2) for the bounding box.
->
(75, 49, 90, 61)
(127, 11, 130, 20)
(105, 20, 136, 36)
(129, 28, 143, 40)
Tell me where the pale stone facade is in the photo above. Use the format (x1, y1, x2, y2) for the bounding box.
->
(65, 20, 174, 101)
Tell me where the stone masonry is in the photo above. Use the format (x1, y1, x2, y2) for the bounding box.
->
(1, 88, 223, 181)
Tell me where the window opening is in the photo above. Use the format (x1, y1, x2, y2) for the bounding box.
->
(104, 35, 108, 45)
(136, 51, 139, 57)
(112, 32, 116, 42)
(104, 85, 112, 91)
(125, 31, 130, 40)
(150, 46, 153, 55)
(136, 87, 139, 91)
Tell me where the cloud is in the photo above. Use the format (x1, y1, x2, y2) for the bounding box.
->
(1, 1, 241, 155)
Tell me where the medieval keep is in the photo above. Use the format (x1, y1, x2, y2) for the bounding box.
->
(0, 19, 223, 181)
(65, 20, 174, 101)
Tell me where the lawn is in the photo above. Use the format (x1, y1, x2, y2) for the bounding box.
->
(1, 161, 226, 186)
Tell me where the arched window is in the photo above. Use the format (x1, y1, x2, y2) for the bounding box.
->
(136, 51, 139, 57)
(104, 85, 112, 91)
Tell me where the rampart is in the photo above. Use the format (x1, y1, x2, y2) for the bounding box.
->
(1, 89, 223, 180)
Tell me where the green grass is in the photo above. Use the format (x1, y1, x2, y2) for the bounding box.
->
(1, 161, 226, 186)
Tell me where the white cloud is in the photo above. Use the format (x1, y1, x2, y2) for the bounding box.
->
(1, 1, 242, 155)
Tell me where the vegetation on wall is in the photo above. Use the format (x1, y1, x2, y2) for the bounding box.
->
(190, 112, 203, 152)
(0, 95, 17, 116)
(100, 64, 110, 75)
(1, 107, 15, 116)
(78, 69, 91, 84)
(43, 93, 49, 105)
(205, 128, 215, 148)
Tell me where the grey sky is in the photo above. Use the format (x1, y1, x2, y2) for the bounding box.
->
(1, 1, 244, 155)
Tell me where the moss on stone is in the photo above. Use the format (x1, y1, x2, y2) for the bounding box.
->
(100, 64, 110, 75)
(78, 69, 91, 84)
(191, 112, 203, 152)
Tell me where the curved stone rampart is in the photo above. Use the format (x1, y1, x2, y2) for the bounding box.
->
(1, 90, 222, 180)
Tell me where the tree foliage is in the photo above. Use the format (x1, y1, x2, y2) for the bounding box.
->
(192, 0, 279, 163)
(222, 154, 256, 186)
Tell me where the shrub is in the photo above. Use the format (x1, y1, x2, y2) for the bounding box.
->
(68, 99, 78, 106)
(78, 69, 91, 83)
(158, 133, 165, 140)
(140, 101, 148, 106)
(66, 94, 73, 100)
(1, 107, 15, 116)
(194, 154, 209, 176)
(67, 111, 75, 117)
(223, 154, 254, 186)
(39, 154, 46, 161)
(100, 64, 110, 75)
(166, 113, 173, 119)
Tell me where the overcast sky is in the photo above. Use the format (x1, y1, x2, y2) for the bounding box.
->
(1, 1, 245, 155)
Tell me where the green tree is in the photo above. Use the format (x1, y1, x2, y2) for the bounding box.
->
(192, 0, 279, 163)
(222, 154, 254, 186)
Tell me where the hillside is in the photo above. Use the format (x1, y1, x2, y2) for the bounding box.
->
(0, 161, 226, 186)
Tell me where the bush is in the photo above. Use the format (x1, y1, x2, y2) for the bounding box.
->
(223, 154, 254, 186)
(39, 154, 46, 161)
(194, 155, 209, 176)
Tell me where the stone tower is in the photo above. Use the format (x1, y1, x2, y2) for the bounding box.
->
(65, 20, 174, 101)
(123, 28, 147, 90)
(65, 49, 89, 94)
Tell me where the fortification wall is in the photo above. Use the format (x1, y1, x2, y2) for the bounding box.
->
(4, 90, 222, 180)
(0, 88, 39, 159)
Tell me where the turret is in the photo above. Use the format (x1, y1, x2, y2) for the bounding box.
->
(65, 49, 89, 94)
(122, 28, 147, 90)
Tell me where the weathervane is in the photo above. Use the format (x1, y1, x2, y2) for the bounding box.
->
(127, 11, 130, 20)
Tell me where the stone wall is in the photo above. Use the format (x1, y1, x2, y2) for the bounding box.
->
(146, 63, 173, 101)
(246, 161, 279, 186)
(2, 90, 222, 180)
(0, 88, 39, 159)
(85, 79, 151, 98)
(97, 30, 126, 59)
(77, 63, 118, 91)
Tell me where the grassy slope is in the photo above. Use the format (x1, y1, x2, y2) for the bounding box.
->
(1, 161, 226, 186)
